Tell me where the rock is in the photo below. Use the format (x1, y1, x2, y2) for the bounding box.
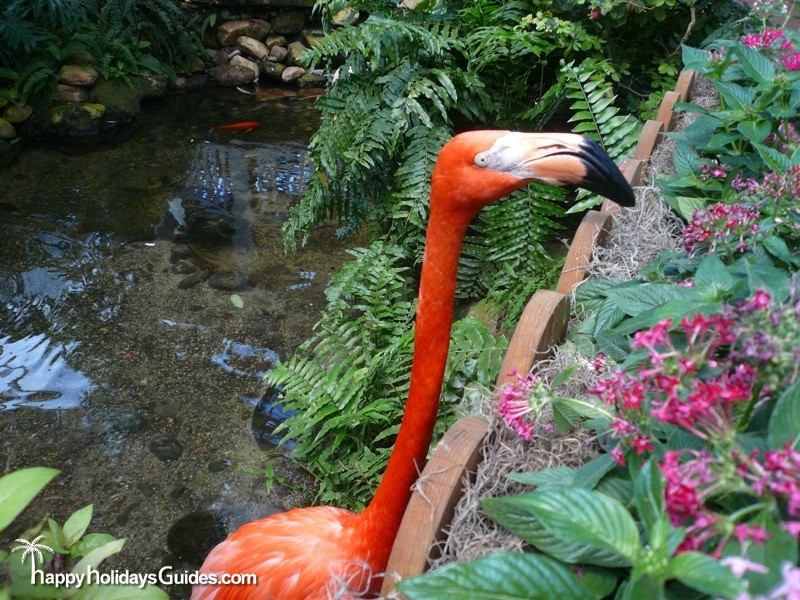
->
(217, 19, 270, 46)
(268, 45, 288, 63)
(154, 402, 181, 418)
(287, 41, 308, 66)
(191, 56, 206, 73)
(0, 118, 16, 140)
(259, 61, 285, 80)
(281, 66, 306, 83)
(170, 260, 197, 275)
(207, 273, 248, 291)
(298, 73, 327, 88)
(207, 458, 231, 473)
(39, 103, 106, 136)
(109, 410, 146, 434)
(3, 104, 32, 123)
(67, 51, 97, 65)
(177, 270, 210, 289)
(302, 29, 325, 49)
(89, 74, 167, 122)
(149, 436, 183, 461)
(272, 9, 306, 35)
(298, 87, 325, 98)
(170, 243, 191, 262)
(211, 64, 256, 86)
(230, 55, 260, 80)
(332, 8, 363, 26)
(238, 36, 269, 60)
(213, 47, 236, 66)
(254, 88, 297, 101)
(265, 35, 287, 49)
(167, 512, 226, 567)
(170, 74, 210, 91)
(55, 84, 88, 103)
(59, 64, 99, 87)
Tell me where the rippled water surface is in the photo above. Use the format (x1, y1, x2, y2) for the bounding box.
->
(0, 88, 353, 596)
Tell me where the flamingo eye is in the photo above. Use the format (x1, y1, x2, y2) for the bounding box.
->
(474, 152, 490, 167)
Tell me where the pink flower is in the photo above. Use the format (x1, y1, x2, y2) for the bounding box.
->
(720, 556, 769, 579)
(781, 52, 800, 71)
(611, 446, 626, 466)
(630, 434, 654, 455)
(589, 8, 600, 19)
(782, 521, 800, 538)
(733, 523, 771, 545)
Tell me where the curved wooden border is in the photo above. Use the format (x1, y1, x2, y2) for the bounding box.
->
(380, 69, 699, 595)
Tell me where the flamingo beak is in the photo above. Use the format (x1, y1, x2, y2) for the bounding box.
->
(482, 132, 636, 207)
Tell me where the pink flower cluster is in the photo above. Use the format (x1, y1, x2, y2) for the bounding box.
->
(682, 202, 761, 255)
(742, 27, 785, 50)
(497, 369, 553, 441)
(700, 161, 730, 181)
(738, 446, 800, 522)
(765, 122, 800, 154)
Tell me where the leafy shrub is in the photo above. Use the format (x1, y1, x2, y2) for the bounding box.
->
(0, 467, 166, 598)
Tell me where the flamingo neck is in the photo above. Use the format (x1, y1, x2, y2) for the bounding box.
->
(360, 193, 472, 567)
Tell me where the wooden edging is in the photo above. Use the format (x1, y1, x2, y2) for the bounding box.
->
(381, 70, 698, 596)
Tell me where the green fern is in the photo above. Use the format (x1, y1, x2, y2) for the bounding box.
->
(562, 57, 642, 212)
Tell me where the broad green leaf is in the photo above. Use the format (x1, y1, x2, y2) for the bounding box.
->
(734, 44, 775, 83)
(768, 380, 800, 448)
(714, 81, 755, 113)
(71, 539, 125, 576)
(506, 466, 575, 488)
(572, 455, 616, 490)
(8, 551, 66, 598)
(681, 45, 710, 72)
(0, 468, 60, 532)
(633, 461, 665, 541)
(672, 196, 704, 221)
(694, 254, 735, 299)
(230, 294, 244, 308)
(63, 505, 93, 547)
(762, 235, 796, 266)
(623, 573, 663, 600)
(482, 494, 628, 566)
(70, 534, 117, 559)
(753, 143, 791, 173)
(737, 120, 771, 144)
(595, 474, 633, 506)
(71, 585, 168, 599)
(666, 552, 744, 597)
(580, 566, 618, 600)
(397, 552, 595, 599)
(604, 283, 688, 316)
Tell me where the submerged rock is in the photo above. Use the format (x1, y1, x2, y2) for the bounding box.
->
(167, 511, 227, 566)
(177, 270, 210, 289)
(207, 272, 248, 291)
(254, 88, 296, 101)
(149, 436, 184, 461)
(298, 73, 327, 88)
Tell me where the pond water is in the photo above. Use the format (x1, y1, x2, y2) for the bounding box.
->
(0, 88, 354, 596)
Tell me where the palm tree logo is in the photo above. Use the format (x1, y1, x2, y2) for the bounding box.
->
(12, 536, 54, 580)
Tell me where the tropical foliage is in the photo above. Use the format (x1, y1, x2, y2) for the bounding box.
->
(0, 467, 166, 598)
(0, 0, 195, 108)
(271, 0, 740, 507)
(400, 18, 800, 599)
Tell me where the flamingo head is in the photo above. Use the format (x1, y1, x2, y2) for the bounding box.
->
(431, 130, 635, 218)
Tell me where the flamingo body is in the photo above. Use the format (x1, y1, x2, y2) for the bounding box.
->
(193, 130, 635, 600)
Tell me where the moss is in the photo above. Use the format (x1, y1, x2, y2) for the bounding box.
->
(89, 74, 167, 122)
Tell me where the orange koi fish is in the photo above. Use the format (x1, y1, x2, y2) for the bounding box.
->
(209, 121, 260, 133)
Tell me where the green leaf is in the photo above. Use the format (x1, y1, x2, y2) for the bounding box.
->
(734, 44, 776, 83)
(714, 81, 755, 113)
(70, 534, 117, 559)
(506, 467, 575, 488)
(632, 461, 665, 541)
(397, 552, 595, 599)
(681, 45, 710, 72)
(580, 566, 618, 600)
(666, 552, 745, 598)
(623, 573, 663, 600)
(0, 468, 60, 532)
(63, 505, 93, 547)
(753, 143, 791, 173)
(694, 254, 735, 299)
(572, 455, 616, 490)
(761, 235, 796, 265)
(230, 294, 244, 308)
(768, 380, 800, 448)
(736, 120, 772, 144)
(71, 539, 126, 576)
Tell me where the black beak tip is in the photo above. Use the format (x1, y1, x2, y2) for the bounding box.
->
(578, 138, 636, 207)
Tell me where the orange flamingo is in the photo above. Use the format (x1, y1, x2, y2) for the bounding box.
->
(192, 131, 635, 600)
